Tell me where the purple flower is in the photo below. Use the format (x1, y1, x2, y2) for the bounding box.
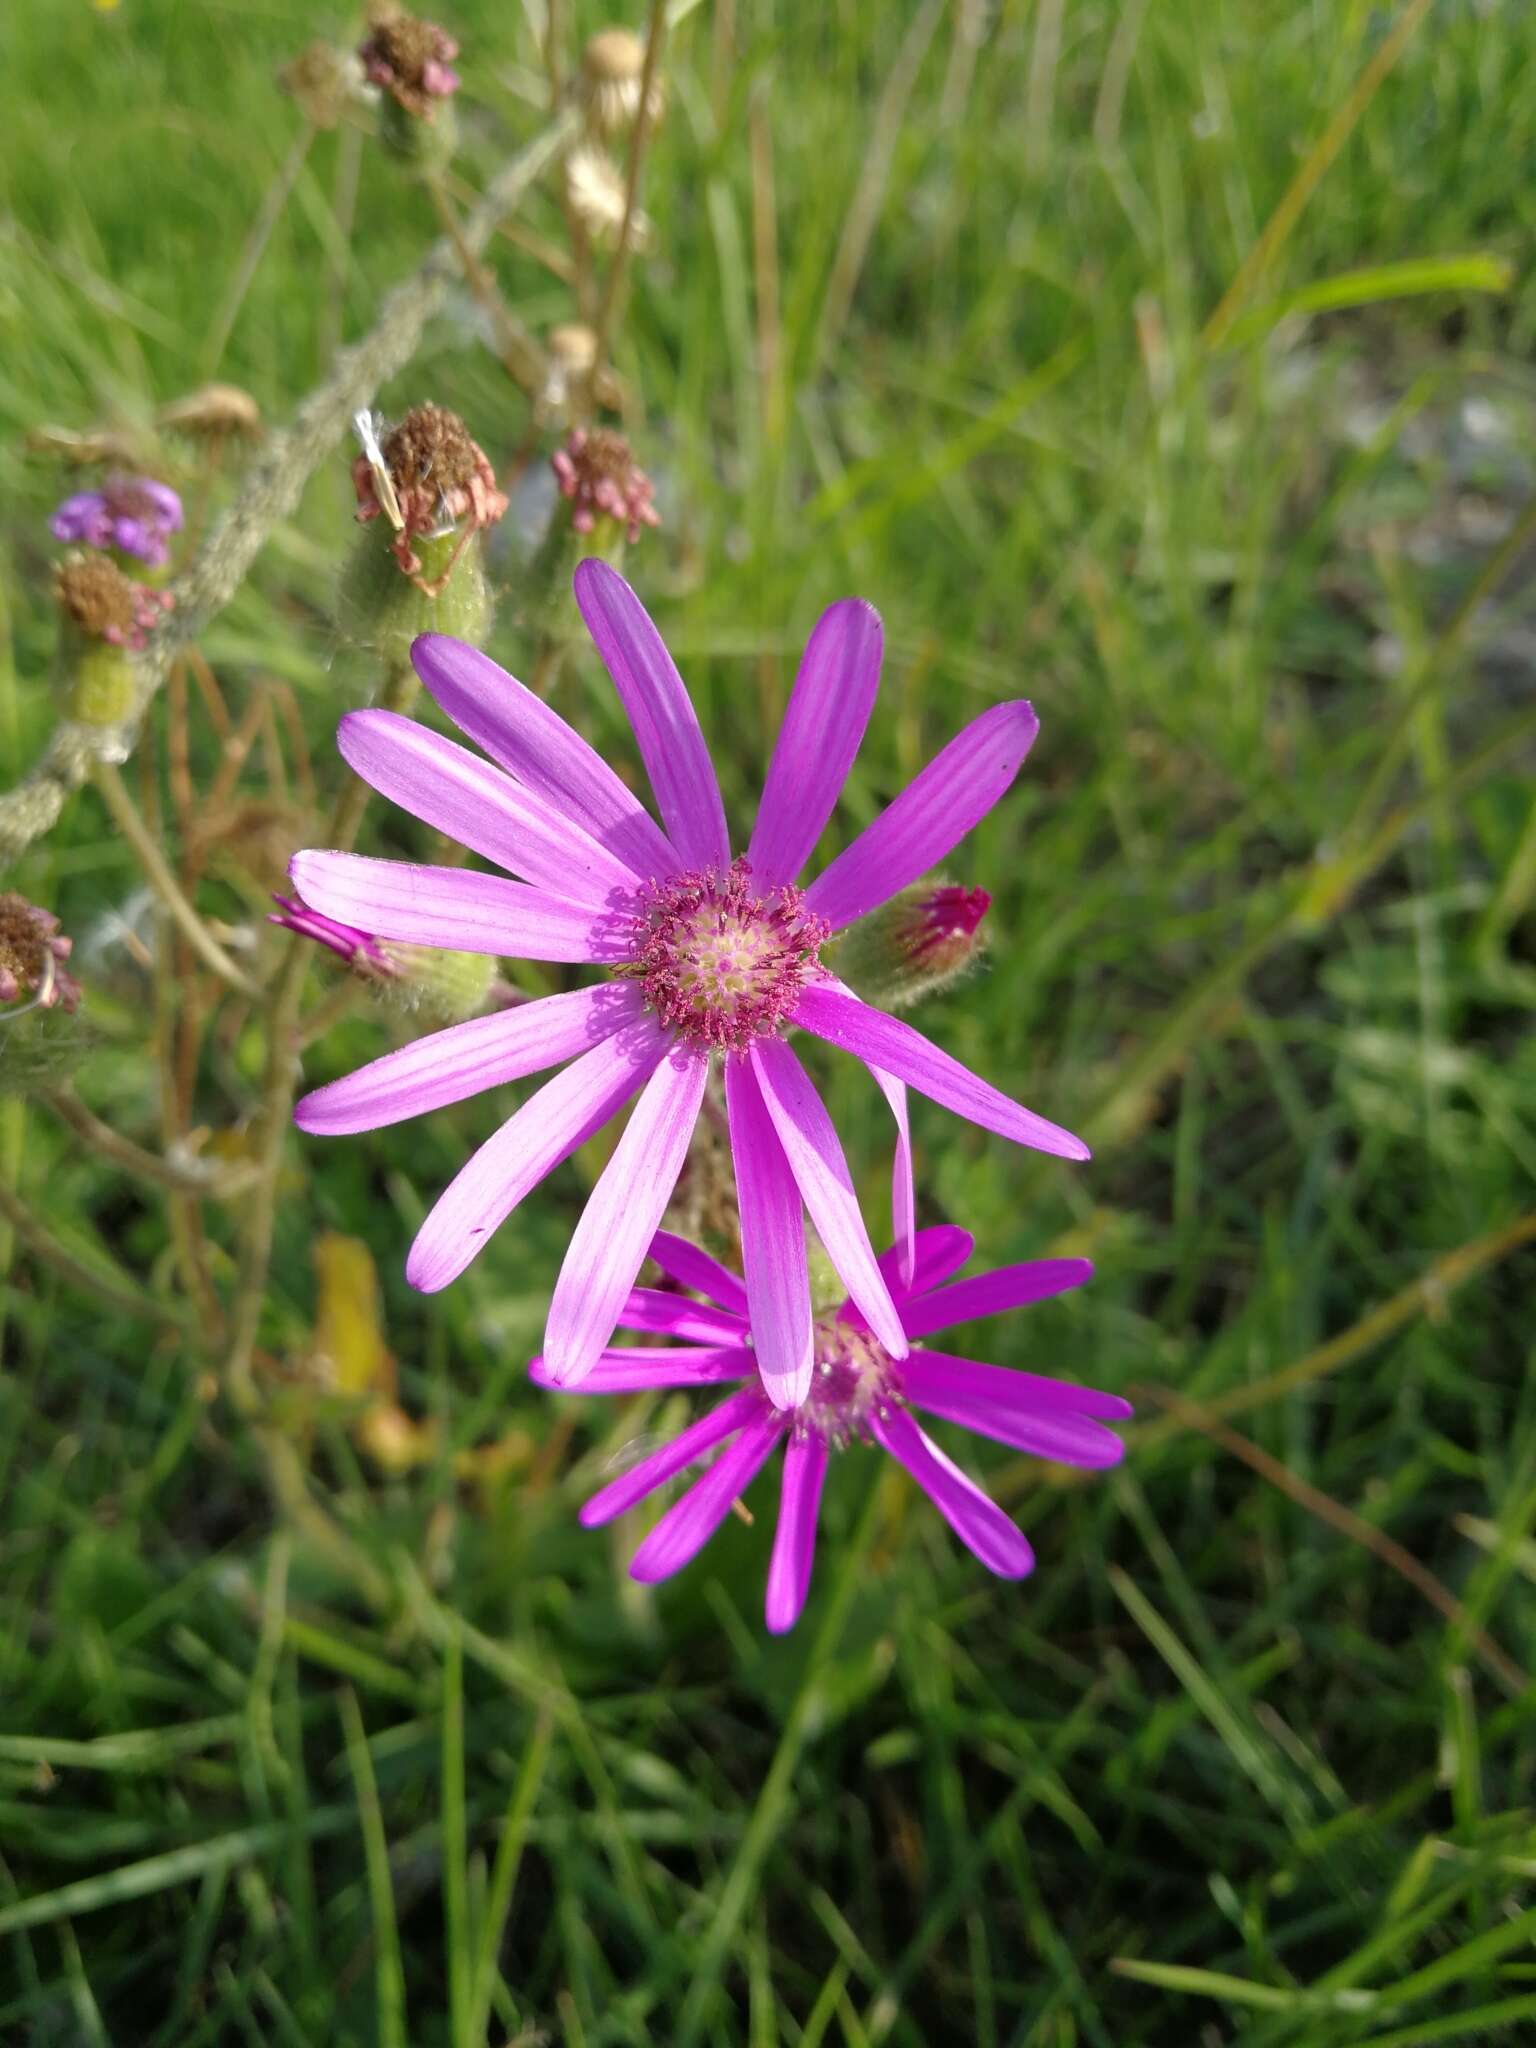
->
(50, 477, 183, 567)
(289, 561, 1088, 1403)
(531, 1224, 1130, 1631)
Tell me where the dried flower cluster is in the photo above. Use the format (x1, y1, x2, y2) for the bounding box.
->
(358, 13, 460, 118)
(552, 428, 660, 542)
(352, 403, 508, 579)
(54, 554, 175, 651)
(0, 893, 82, 1014)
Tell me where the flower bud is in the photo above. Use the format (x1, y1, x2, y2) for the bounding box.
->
(338, 405, 506, 657)
(358, 12, 460, 165)
(271, 894, 498, 1023)
(579, 28, 665, 139)
(53, 554, 174, 725)
(830, 881, 990, 1012)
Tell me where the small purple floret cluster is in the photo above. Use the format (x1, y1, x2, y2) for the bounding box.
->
(51, 477, 183, 567)
(288, 561, 1126, 1624)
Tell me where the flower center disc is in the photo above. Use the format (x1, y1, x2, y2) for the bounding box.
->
(630, 857, 829, 1053)
(798, 1316, 903, 1447)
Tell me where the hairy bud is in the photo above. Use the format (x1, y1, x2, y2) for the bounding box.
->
(830, 881, 991, 1011)
(271, 894, 498, 1023)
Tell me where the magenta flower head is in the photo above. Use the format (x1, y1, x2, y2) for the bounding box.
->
(51, 476, 183, 567)
(288, 562, 1088, 1405)
(531, 1224, 1129, 1631)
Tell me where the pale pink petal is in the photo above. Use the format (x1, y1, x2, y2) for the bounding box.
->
(805, 701, 1038, 930)
(872, 1408, 1034, 1578)
(295, 982, 643, 1136)
(529, 1345, 754, 1392)
(411, 634, 677, 879)
(289, 851, 633, 962)
(572, 561, 730, 871)
(765, 1433, 828, 1633)
(629, 1413, 786, 1582)
(725, 1055, 812, 1410)
(750, 1038, 906, 1359)
(612, 1289, 747, 1345)
(792, 985, 1090, 1161)
(746, 599, 882, 886)
(645, 1231, 750, 1315)
(902, 1354, 1130, 1466)
(337, 708, 645, 904)
(875, 1224, 975, 1301)
(578, 1386, 762, 1525)
(406, 1018, 669, 1291)
(541, 1048, 710, 1388)
(898, 1258, 1094, 1340)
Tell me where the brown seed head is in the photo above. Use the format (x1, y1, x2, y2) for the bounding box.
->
(0, 893, 82, 1013)
(352, 404, 508, 578)
(358, 13, 461, 118)
(158, 383, 263, 442)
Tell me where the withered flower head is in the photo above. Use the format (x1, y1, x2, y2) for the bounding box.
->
(54, 553, 174, 651)
(551, 427, 661, 544)
(280, 38, 370, 128)
(358, 12, 460, 118)
(157, 383, 263, 443)
(579, 27, 665, 137)
(26, 424, 145, 469)
(351, 403, 508, 580)
(564, 143, 653, 249)
(0, 894, 82, 1014)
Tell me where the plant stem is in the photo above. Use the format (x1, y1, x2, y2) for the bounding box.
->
(225, 656, 420, 1414)
(202, 120, 316, 376)
(587, 0, 668, 399)
(43, 1086, 256, 1197)
(0, 1178, 189, 1329)
(93, 759, 256, 996)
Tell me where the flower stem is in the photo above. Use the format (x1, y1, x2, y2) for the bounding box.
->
(93, 759, 256, 996)
(43, 1085, 256, 1197)
(225, 653, 420, 1414)
(0, 1177, 190, 1329)
(587, 0, 668, 402)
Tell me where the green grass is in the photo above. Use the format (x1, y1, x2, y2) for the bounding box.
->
(3, 0, 1536, 2041)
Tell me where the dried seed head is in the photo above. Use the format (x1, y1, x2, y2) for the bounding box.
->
(157, 383, 263, 442)
(54, 553, 174, 651)
(564, 143, 653, 248)
(551, 427, 660, 544)
(26, 424, 145, 469)
(579, 27, 665, 137)
(351, 403, 508, 580)
(537, 324, 623, 421)
(358, 13, 460, 118)
(280, 39, 370, 128)
(0, 894, 82, 1015)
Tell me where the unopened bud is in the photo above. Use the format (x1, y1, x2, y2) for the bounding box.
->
(54, 554, 173, 723)
(579, 28, 665, 138)
(339, 405, 505, 656)
(272, 893, 498, 1023)
(831, 882, 990, 1011)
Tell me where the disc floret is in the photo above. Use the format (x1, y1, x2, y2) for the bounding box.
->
(628, 856, 829, 1053)
(797, 1314, 904, 1448)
